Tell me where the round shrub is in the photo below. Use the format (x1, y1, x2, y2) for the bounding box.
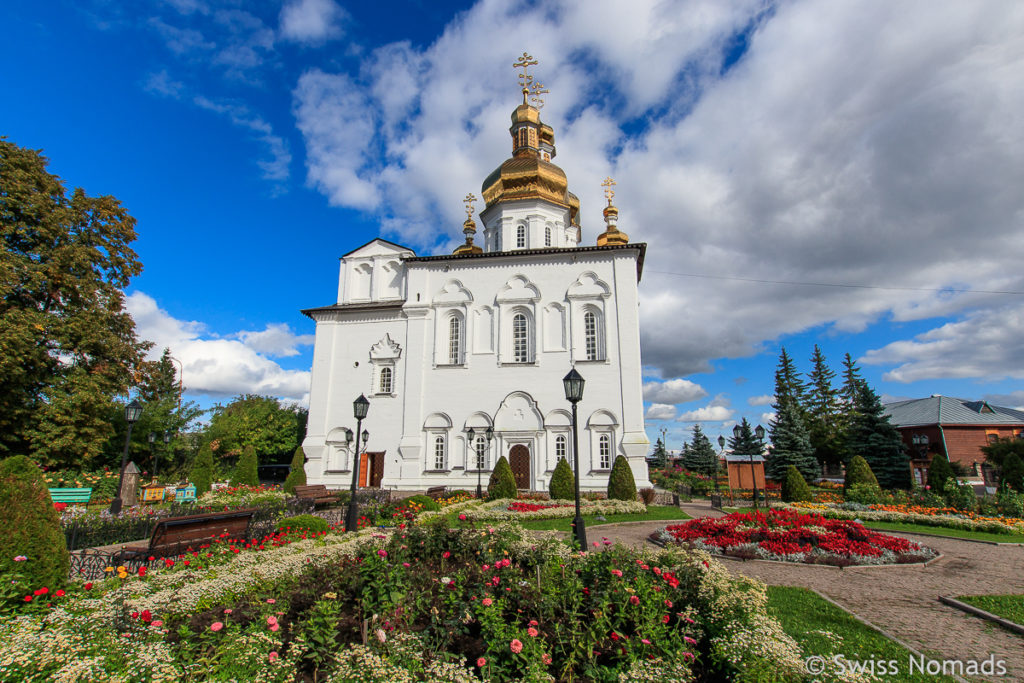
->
(487, 456, 517, 500)
(401, 494, 440, 512)
(191, 443, 214, 495)
(549, 458, 574, 500)
(607, 455, 637, 501)
(844, 455, 879, 490)
(781, 465, 812, 502)
(277, 514, 330, 533)
(231, 445, 259, 487)
(926, 453, 954, 493)
(283, 446, 307, 494)
(1001, 453, 1024, 493)
(0, 456, 70, 593)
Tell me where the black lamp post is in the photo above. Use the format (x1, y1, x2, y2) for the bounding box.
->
(716, 435, 725, 493)
(147, 432, 156, 480)
(110, 399, 143, 515)
(469, 427, 480, 499)
(563, 368, 587, 549)
(158, 430, 171, 480)
(484, 426, 493, 498)
(345, 395, 370, 533)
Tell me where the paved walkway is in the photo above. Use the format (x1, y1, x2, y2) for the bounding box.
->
(588, 505, 1024, 682)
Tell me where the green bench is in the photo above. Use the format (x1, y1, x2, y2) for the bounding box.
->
(49, 488, 93, 504)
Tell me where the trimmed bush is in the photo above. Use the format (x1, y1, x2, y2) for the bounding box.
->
(191, 443, 214, 495)
(400, 494, 441, 512)
(283, 447, 307, 494)
(781, 465, 812, 503)
(607, 455, 637, 501)
(844, 455, 879, 490)
(487, 456, 517, 501)
(277, 514, 329, 534)
(0, 456, 70, 593)
(1001, 453, 1024, 493)
(549, 458, 574, 500)
(926, 453, 954, 493)
(231, 445, 259, 487)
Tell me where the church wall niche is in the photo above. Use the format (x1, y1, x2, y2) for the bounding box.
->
(542, 302, 566, 352)
(350, 262, 373, 301)
(380, 260, 404, 299)
(472, 306, 494, 354)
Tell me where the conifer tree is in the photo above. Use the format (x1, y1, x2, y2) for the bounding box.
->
(651, 438, 669, 468)
(0, 456, 70, 591)
(806, 345, 842, 469)
(682, 425, 717, 475)
(232, 445, 259, 486)
(844, 455, 879, 490)
(191, 442, 214, 495)
(848, 381, 909, 489)
(607, 455, 637, 501)
(781, 465, 813, 502)
(728, 418, 762, 458)
(836, 353, 864, 463)
(549, 458, 574, 500)
(283, 446, 307, 494)
(926, 453, 954, 493)
(773, 347, 808, 414)
(487, 456, 517, 500)
(766, 401, 819, 481)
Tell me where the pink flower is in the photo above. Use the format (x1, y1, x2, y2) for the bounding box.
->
(482, 597, 493, 606)
(529, 620, 538, 626)
(224, 609, 233, 614)
(481, 564, 490, 571)
(152, 620, 163, 627)
(641, 638, 651, 645)
(664, 599, 673, 608)
(629, 595, 640, 605)
(267, 616, 278, 626)
(270, 623, 280, 632)
(610, 569, 622, 577)
(592, 542, 599, 547)
(402, 562, 410, 568)
(13, 556, 27, 562)
(268, 651, 279, 662)
(492, 576, 500, 586)
(527, 627, 539, 637)
(210, 622, 224, 632)
(684, 636, 697, 645)
(510, 639, 523, 654)
(266, 598, 276, 604)
(458, 514, 467, 521)
(541, 653, 552, 665)
(662, 614, 670, 623)
(476, 657, 487, 667)
(377, 550, 387, 558)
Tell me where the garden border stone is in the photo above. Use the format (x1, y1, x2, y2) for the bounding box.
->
(938, 596, 1024, 636)
(862, 527, 1024, 547)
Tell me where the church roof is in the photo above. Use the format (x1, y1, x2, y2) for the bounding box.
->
(301, 300, 405, 318)
(340, 238, 416, 259)
(884, 395, 1024, 427)
(406, 242, 647, 281)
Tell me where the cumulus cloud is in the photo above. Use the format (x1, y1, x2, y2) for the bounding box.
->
(288, 0, 1024, 383)
(676, 404, 735, 423)
(236, 323, 315, 357)
(760, 412, 777, 425)
(127, 292, 311, 402)
(279, 0, 346, 45)
(645, 403, 677, 421)
(748, 394, 774, 406)
(642, 378, 707, 404)
(983, 391, 1024, 410)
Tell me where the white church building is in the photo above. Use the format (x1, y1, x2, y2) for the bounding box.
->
(301, 63, 651, 492)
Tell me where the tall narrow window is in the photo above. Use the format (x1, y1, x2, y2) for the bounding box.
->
(434, 436, 446, 470)
(584, 311, 599, 360)
(516, 224, 526, 248)
(513, 313, 529, 363)
(475, 436, 487, 470)
(448, 315, 463, 364)
(379, 366, 392, 394)
(545, 226, 551, 246)
(599, 434, 611, 469)
(555, 435, 567, 462)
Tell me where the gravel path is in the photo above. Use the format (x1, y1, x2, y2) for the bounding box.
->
(588, 505, 1024, 682)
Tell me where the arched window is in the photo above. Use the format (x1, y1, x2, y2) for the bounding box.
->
(599, 434, 611, 469)
(378, 366, 392, 394)
(513, 313, 529, 363)
(555, 434, 567, 462)
(448, 315, 463, 365)
(434, 435, 446, 470)
(516, 224, 526, 249)
(545, 226, 551, 247)
(518, 128, 528, 149)
(475, 436, 487, 470)
(584, 311, 600, 361)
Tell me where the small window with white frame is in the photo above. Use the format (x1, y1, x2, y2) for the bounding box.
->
(516, 224, 526, 249)
(448, 314, 464, 365)
(545, 226, 551, 246)
(475, 435, 487, 470)
(378, 366, 393, 394)
(433, 435, 447, 470)
(512, 312, 530, 362)
(598, 433, 611, 469)
(555, 434, 567, 462)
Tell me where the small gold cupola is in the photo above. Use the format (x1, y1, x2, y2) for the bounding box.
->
(453, 193, 483, 255)
(596, 176, 629, 246)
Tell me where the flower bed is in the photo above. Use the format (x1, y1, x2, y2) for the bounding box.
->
(464, 498, 645, 521)
(1, 519, 812, 682)
(658, 509, 937, 566)
(789, 502, 1024, 535)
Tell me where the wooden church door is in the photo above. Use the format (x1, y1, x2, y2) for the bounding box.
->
(509, 444, 530, 490)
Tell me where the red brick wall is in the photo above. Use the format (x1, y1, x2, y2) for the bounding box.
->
(941, 426, 1018, 467)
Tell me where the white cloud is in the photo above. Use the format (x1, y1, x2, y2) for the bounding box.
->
(983, 391, 1024, 411)
(676, 404, 735, 423)
(127, 292, 311, 403)
(747, 394, 774, 406)
(642, 378, 707, 404)
(861, 303, 1024, 382)
(760, 412, 777, 425)
(279, 0, 346, 45)
(236, 323, 315, 357)
(645, 403, 677, 420)
(193, 95, 291, 182)
(143, 69, 185, 98)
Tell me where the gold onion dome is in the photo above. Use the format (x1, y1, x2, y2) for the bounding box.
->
(596, 176, 629, 246)
(453, 193, 483, 255)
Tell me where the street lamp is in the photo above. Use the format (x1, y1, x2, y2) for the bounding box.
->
(563, 367, 587, 549)
(735, 423, 766, 510)
(109, 399, 143, 515)
(468, 427, 480, 499)
(716, 435, 725, 493)
(345, 395, 370, 533)
(484, 426, 493, 498)
(147, 432, 156, 480)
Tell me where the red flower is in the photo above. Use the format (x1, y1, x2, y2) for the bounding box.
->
(23, 595, 32, 602)
(83, 582, 93, 590)
(33, 587, 49, 596)
(629, 595, 640, 605)
(140, 610, 152, 623)
(55, 589, 65, 597)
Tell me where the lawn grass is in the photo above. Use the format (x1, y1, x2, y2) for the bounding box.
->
(861, 520, 1024, 544)
(957, 594, 1024, 626)
(767, 586, 958, 682)
(514, 505, 691, 531)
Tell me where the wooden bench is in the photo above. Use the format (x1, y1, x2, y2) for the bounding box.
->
(294, 484, 341, 506)
(115, 508, 256, 562)
(425, 486, 448, 500)
(49, 488, 93, 504)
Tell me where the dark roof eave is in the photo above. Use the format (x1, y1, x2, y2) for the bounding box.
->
(301, 301, 406, 319)
(405, 242, 648, 281)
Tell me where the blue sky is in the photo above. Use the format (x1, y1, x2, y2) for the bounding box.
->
(4, 0, 1023, 449)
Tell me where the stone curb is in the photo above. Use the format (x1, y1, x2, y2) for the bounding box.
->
(865, 527, 1024, 547)
(938, 596, 1024, 636)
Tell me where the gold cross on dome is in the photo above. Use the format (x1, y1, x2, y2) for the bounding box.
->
(530, 81, 549, 109)
(513, 52, 538, 102)
(601, 176, 617, 204)
(463, 192, 477, 219)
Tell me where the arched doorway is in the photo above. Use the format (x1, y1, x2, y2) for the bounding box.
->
(509, 444, 530, 490)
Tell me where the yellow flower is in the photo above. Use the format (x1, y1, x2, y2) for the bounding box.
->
(104, 567, 114, 572)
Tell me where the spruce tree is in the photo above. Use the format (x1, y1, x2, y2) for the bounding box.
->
(766, 401, 819, 481)
(232, 445, 259, 486)
(848, 381, 909, 489)
(191, 442, 214, 495)
(773, 347, 808, 415)
(806, 345, 842, 469)
(836, 353, 864, 464)
(728, 418, 762, 458)
(683, 425, 717, 476)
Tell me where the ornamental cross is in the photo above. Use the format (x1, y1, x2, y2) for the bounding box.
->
(530, 81, 549, 109)
(601, 176, 617, 204)
(513, 52, 538, 103)
(463, 192, 477, 220)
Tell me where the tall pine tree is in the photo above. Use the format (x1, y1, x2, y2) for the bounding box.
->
(728, 418, 762, 457)
(766, 401, 819, 481)
(773, 347, 808, 413)
(836, 352, 864, 465)
(682, 425, 717, 476)
(806, 345, 842, 469)
(847, 381, 909, 489)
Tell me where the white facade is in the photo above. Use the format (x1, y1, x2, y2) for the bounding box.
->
(301, 95, 650, 492)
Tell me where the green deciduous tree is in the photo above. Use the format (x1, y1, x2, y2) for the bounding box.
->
(848, 381, 909, 489)
(549, 458, 574, 501)
(806, 345, 842, 469)
(607, 455, 637, 501)
(204, 394, 307, 465)
(1001, 453, 1024, 493)
(766, 401, 819, 482)
(982, 437, 1024, 469)
(1, 139, 150, 465)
